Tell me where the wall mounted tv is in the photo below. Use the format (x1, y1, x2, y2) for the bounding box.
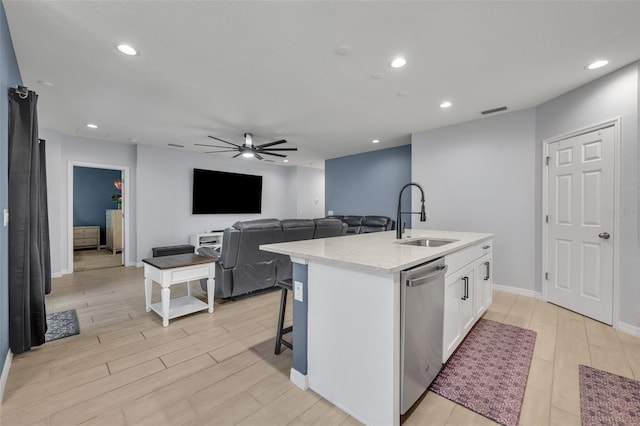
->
(192, 168, 263, 214)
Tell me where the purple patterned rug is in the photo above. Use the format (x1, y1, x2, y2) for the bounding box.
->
(579, 364, 640, 425)
(429, 319, 536, 426)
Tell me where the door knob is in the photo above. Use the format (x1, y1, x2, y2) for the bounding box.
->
(598, 232, 610, 240)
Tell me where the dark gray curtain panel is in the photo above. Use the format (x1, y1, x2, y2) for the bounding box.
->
(8, 87, 50, 354)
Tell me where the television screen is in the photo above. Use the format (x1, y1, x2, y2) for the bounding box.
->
(192, 168, 262, 214)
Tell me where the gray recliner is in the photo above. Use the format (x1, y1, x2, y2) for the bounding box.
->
(200, 219, 283, 299)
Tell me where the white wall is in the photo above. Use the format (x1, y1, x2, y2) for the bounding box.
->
(411, 109, 537, 291)
(43, 130, 137, 275)
(294, 166, 325, 219)
(44, 131, 323, 274)
(135, 144, 303, 261)
(535, 61, 639, 327)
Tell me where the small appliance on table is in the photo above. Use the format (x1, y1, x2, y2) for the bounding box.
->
(142, 253, 216, 327)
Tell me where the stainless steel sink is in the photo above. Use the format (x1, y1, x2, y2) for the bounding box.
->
(397, 238, 457, 247)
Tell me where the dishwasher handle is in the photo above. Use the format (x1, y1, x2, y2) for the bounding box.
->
(406, 265, 448, 287)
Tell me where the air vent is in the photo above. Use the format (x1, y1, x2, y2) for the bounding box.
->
(481, 106, 508, 115)
(168, 143, 184, 148)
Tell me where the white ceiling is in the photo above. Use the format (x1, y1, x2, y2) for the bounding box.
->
(4, 1, 640, 168)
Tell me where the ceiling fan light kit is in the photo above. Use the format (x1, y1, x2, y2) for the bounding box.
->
(195, 132, 297, 162)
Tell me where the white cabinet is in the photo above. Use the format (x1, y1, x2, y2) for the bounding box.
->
(190, 231, 224, 251)
(442, 240, 492, 362)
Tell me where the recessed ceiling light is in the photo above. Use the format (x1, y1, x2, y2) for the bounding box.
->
(586, 60, 609, 70)
(372, 139, 380, 144)
(283, 159, 289, 163)
(116, 43, 138, 56)
(390, 57, 407, 68)
(86, 123, 98, 129)
(440, 101, 453, 108)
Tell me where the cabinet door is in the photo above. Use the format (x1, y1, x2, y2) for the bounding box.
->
(474, 254, 493, 316)
(460, 267, 475, 334)
(443, 271, 462, 362)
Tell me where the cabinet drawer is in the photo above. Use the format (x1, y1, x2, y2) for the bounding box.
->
(74, 237, 98, 247)
(445, 239, 492, 277)
(74, 229, 95, 236)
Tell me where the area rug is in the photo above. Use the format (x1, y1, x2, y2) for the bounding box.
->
(45, 309, 80, 342)
(579, 364, 640, 425)
(429, 319, 537, 426)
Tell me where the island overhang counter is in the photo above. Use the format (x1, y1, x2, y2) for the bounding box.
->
(260, 229, 493, 426)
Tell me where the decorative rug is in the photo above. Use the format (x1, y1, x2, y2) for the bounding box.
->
(579, 364, 640, 425)
(429, 319, 537, 426)
(45, 309, 80, 342)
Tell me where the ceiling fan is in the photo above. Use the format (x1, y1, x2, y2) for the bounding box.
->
(195, 133, 297, 161)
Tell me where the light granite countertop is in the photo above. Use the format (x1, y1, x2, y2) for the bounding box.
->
(260, 229, 493, 274)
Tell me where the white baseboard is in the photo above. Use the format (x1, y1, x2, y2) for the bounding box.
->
(51, 271, 63, 278)
(136, 261, 143, 268)
(290, 368, 309, 390)
(0, 350, 12, 404)
(493, 283, 542, 299)
(618, 321, 640, 337)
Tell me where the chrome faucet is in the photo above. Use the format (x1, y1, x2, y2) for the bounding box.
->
(396, 182, 427, 239)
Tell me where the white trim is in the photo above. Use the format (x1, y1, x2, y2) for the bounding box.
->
(493, 283, 542, 299)
(51, 271, 63, 278)
(67, 161, 131, 274)
(289, 368, 309, 390)
(541, 117, 621, 328)
(618, 321, 640, 337)
(0, 350, 13, 404)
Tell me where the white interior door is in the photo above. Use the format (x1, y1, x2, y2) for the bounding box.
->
(546, 126, 614, 324)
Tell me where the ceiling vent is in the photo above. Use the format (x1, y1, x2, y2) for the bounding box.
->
(481, 106, 508, 115)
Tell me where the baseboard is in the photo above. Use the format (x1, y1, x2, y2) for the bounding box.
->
(290, 368, 309, 390)
(0, 350, 12, 404)
(493, 283, 542, 299)
(51, 271, 63, 278)
(136, 261, 143, 268)
(618, 321, 640, 337)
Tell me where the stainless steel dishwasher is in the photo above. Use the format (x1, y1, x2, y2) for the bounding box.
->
(400, 257, 448, 415)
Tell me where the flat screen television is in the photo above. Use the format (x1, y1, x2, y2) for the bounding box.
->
(192, 168, 262, 214)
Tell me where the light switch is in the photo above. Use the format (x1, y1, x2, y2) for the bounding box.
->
(328, 210, 334, 216)
(3, 209, 8, 227)
(294, 280, 304, 302)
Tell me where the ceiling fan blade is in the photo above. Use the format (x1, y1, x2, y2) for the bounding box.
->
(254, 152, 264, 160)
(232, 152, 242, 158)
(195, 143, 237, 149)
(258, 147, 298, 152)
(255, 139, 287, 149)
(205, 149, 240, 154)
(260, 151, 287, 158)
(208, 135, 241, 147)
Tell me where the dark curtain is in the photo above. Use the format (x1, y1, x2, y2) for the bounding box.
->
(8, 87, 50, 354)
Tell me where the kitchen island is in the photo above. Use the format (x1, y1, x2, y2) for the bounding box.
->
(261, 229, 493, 426)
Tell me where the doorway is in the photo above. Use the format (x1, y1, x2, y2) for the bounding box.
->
(67, 162, 130, 273)
(543, 120, 620, 325)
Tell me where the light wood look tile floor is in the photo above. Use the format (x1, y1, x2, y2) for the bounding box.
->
(1, 266, 638, 425)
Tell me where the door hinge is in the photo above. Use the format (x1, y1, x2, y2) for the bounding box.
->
(545, 215, 549, 223)
(546, 156, 550, 166)
(545, 272, 548, 280)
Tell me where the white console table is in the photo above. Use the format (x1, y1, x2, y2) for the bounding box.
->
(143, 254, 216, 327)
(190, 231, 224, 251)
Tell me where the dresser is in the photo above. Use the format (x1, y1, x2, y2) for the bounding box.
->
(106, 209, 123, 254)
(73, 226, 100, 250)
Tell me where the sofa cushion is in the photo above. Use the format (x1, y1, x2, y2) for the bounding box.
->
(281, 219, 316, 242)
(313, 218, 347, 238)
(361, 215, 394, 233)
(341, 215, 364, 234)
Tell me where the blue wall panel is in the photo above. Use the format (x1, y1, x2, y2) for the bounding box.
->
(73, 167, 122, 244)
(1, 2, 23, 376)
(325, 145, 412, 226)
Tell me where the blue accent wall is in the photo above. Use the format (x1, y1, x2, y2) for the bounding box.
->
(73, 167, 122, 245)
(325, 144, 412, 226)
(1, 2, 23, 376)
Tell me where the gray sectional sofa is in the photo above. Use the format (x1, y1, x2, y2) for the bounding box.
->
(328, 215, 395, 234)
(198, 218, 347, 299)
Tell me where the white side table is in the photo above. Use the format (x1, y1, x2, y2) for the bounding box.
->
(143, 253, 216, 327)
